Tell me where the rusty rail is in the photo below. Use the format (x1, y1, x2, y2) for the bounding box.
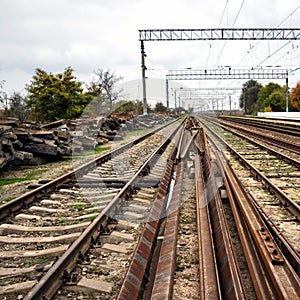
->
(224, 162, 300, 298)
(148, 161, 183, 299)
(220, 123, 300, 169)
(24, 121, 183, 300)
(218, 117, 300, 155)
(200, 118, 300, 220)
(195, 152, 221, 299)
(219, 115, 300, 137)
(194, 128, 246, 299)
(0, 120, 178, 221)
(205, 129, 300, 299)
(117, 119, 186, 299)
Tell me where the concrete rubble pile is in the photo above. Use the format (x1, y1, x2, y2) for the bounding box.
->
(125, 113, 175, 130)
(0, 118, 72, 169)
(0, 113, 176, 169)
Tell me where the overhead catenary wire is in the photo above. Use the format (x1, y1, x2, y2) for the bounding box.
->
(277, 4, 300, 27)
(256, 41, 292, 66)
(217, 0, 229, 27)
(237, 4, 300, 67)
(214, 0, 246, 67)
(203, 0, 229, 68)
(231, 0, 246, 27)
(267, 43, 300, 66)
(146, 56, 166, 77)
(228, 4, 300, 89)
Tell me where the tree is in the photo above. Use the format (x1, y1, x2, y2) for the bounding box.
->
(258, 83, 287, 112)
(113, 100, 135, 113)
(290, 82, 300, 111)
(155, 102, 167, 113)
(26, 67, 93, 121)
(239, 80, 262, 114)
(87, 69, 123, 112)
(6, 92, 31, 122)
(112, 100, 153, 115)
(264, 90, 286, 112)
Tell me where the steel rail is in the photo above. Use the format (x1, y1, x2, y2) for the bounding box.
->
(203, 119, 300, 273)
(218, 118, 300, 155)
(226, 140, 300, 220)
(202, 115, 300, 171)
(180, 130, 198, 159)
(194, 127, 246, 299)
(251, 196, 300, 276)
(0, 120, 178, 221)
(195, 152, 221, 299)
(24, 121, 183, 300)
(200, 117, 300, 219)
(148, 123, 196, 299)
(219, 116, 300, 137)
(219, 123, 300, 169)
(148, 161, 183, 299)
(223, 161, 300, 299)
(117, 123, 184, 299)
(209, 135, 278, 298)
(201, 123, 300, 298)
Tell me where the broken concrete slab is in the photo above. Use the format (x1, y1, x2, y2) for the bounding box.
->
(76, 276, 113, 293)
(100, 243, 128, 254)
(0, 280, 37, 295)
(0, 244, 68, 258)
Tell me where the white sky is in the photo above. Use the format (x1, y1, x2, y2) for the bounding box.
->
(0, 0, 300, 97)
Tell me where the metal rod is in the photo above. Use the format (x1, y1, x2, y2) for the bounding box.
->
(286, 76, 289, 113)
(166, 78, 169, 110)
(141, 41, 147, 115)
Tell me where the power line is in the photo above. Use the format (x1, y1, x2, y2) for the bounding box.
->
(256, 41, 292, 66)
(277, 5, 300, 27)
(146, 56, 166, 77)
(206, 1, 229, 68)
(214, 0, 246, 67)
(232, 0, 246, 27)
(205, 43, 212, 68)
(237, 5, 300, 67)
(218, 0, 229, 27)
(271, 43, 300, 65)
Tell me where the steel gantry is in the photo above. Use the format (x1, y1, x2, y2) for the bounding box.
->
(172, 87, 240, 113)
(166, 67, 289, 80)
(166, 67, 289, 112)
(139, 28, 300, 41)
(139, 27, 300, 114)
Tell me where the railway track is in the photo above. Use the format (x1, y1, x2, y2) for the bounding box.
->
(119, 117, 250, 299)
(0, 115, 299, 299)
(0, 120, 182, 299)
(197, 115, 300, 289)
(201, 115, 300, 212)
(216, 115, 300, 155)
(219, 115, 300, 137)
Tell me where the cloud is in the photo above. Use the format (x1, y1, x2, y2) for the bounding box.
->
(0, 0, 299, 94)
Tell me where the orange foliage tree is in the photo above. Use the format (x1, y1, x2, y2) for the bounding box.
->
(290, 82, 300, 111)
